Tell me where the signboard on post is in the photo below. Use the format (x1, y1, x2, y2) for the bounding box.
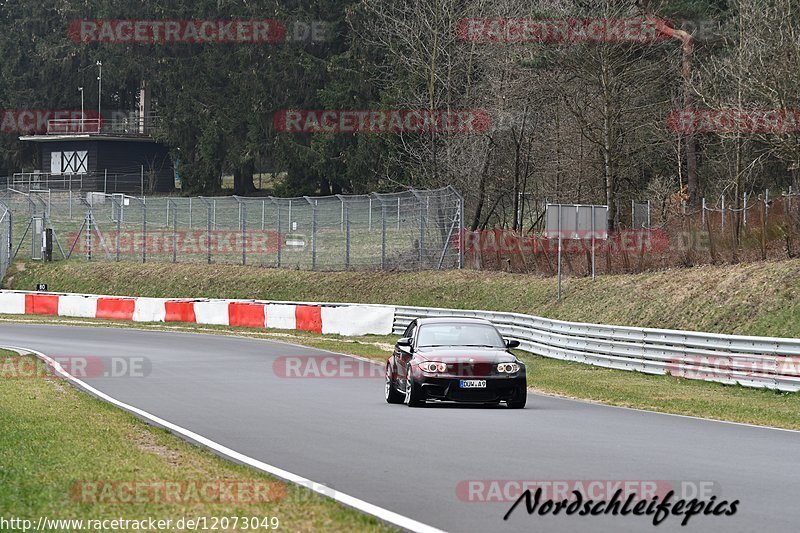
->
(545, 204, 609, 300)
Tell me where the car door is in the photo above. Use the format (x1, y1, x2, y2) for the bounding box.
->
(394, 320, 416, 390)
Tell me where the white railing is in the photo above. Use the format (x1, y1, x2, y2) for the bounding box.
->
(392, 305, 800, 392)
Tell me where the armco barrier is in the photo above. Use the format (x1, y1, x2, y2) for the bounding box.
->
(392, 305, 800, 392)
(0, 290, 394, 337)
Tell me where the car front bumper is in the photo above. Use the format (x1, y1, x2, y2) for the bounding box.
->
(414, 374, 527, 403)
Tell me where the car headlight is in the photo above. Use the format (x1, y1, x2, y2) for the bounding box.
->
(419, 361, 447, 373)
(497, 362, 520, 374)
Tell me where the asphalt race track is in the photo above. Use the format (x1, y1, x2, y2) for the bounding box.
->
(2, 323, 798, 533)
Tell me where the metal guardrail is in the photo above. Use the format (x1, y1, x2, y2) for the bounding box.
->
(392, 305, 800, 392)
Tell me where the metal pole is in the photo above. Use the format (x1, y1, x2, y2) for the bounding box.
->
(142, 197, 147, 263)
(340, 198, 344, 232)
(631, 199, 634, 228)
(381, 200, 386, 270)
(765, 188, 770, 220)
(87, 208, 92, 261)
(140, 165, 144, 196)
(557, 204, 562, 301)
(241, 202, 247, 266)
(104, 169, 107, 194)
(743, 192, 748, 227)
(311, 200, 317, 270)
(418, 194, 424, 268)
(261, 199, 265, 231)
(275, 199, 282, 268)
(721, 195, 725, 233)
(368, 198, 372, 232)
(115, 197, 120, 262)
(701, 197, 706, 227)
(458, 190, 465, 269)
(172, 201, 177, 263)
(397, 197, 401, 231)
(646, 200, 651, 227)
(207, 202, 212, 264)
(345, 201, 350, 269)
(591, 206, 596, 281)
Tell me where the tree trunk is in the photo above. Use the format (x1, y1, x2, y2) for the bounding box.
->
(233, 164, 256, 195)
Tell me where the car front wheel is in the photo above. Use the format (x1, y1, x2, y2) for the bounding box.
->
(507, 388, 527, 409)
(404, 369, 424, 407)
(385, 365, 404, 404)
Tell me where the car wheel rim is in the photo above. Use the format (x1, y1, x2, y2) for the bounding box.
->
(405, 376, 412, 404)
(384, 368, 391, 400)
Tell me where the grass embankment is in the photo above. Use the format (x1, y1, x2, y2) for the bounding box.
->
(0, 349, 394, 532)
(4, 260, 800, 430)
(7, 259, 800, 337)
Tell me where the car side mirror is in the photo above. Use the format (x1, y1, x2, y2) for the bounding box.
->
(505, 339, 520, 349)
(397, 337, 413, 348)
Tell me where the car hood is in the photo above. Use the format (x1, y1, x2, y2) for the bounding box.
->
(415, 347, 517, 363)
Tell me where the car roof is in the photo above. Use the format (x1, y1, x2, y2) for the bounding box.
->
(415, 316, 494, 326)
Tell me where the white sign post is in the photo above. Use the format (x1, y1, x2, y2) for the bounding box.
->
(545, 204, 609, 301)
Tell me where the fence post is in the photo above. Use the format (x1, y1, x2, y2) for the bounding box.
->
(240, 200, 247, 266)
(104, 169, 107, 194)
(207, 201, 212, 264)
(701, 197, 705, 227)
(743, 193, 748, 227)
(458, 189, 465, 269)
(304, 196, 317, 270)
(721, 195, 725, 233)
(368, 197, 372, 232)
(397, 197, 401, 231)
(380, 198, 386, 269)
(86, 207, 93, 261)
(142, 197, 147, 263)
(7, 211, 12, 269)
(140, 165, 144, 197)
(345, 200, 350, 269)
(115, 197, 121, 262)
(171, 200, 177, 263)
(273, 198, 282, 268)
(419, 194, 425, 268)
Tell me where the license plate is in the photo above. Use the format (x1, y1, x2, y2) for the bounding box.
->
(460, 379, 487, 389)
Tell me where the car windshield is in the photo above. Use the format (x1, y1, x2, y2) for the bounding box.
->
(417, 323, 505, 348)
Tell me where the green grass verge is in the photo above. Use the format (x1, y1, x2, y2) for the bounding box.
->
(6, 258, 800, 337)
(0, 348, 395, 532)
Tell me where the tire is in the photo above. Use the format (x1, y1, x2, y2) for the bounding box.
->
(385, 365, 404, 404)
(404, 369, 425, 407)
(507, 388, 527, 409)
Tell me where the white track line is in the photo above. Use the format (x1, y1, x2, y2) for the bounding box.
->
(3, 345, 447, 533)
